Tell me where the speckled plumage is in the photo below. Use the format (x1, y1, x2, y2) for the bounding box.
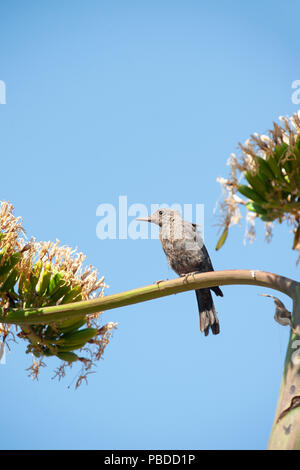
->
(138, 209, 223, 335)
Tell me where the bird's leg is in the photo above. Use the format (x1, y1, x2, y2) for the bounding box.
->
(190, 271, 200, 281)
(180, 271, 200, 283)
(180, 274, 190, 284)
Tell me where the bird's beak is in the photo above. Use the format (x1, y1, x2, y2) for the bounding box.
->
(136, 216, 151, 222)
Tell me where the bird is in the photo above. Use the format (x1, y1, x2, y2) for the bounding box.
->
(136, 209, 223, 335)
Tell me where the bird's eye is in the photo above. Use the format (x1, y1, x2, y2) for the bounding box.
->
(159, 210, 163, 216)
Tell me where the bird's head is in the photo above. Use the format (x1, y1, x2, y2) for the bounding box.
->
(136, 209, 182, 227)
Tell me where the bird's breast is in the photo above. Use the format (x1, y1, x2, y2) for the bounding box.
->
(160, 237, 201, 275)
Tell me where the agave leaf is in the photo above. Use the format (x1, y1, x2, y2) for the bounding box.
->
(292, 225, 300, 250)
(246, 202, 267, 215)
(244, 171, 268, 199)
(215, 228, 228, 251)
(256, 156, 275, 179)
(238, 185, 266, 204)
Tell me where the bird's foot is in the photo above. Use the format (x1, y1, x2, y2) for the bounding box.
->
(180, 271, 200, 283)
(180, 274, 190, 284)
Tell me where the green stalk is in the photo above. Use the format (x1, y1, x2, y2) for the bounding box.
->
(0, 269, 296, 325)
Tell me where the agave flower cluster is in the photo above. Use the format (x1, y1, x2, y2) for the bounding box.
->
(0, 201, 117, 387)
(216, 111, 300, 261)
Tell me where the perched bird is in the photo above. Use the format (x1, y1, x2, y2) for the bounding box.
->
(137, 209, 223, 335)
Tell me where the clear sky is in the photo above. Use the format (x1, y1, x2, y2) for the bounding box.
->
(0, 0, 299, 450)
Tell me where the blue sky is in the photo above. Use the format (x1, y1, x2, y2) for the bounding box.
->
(0, 0, 299, 450)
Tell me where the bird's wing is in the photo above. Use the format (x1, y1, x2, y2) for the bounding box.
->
(199, 243, 215, 272)
(188, 224, 215, 272)
(189, 222, 223, 296)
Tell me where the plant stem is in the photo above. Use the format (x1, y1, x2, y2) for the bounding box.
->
(268, 283, 300, 449)
(0, 269, 296, 325)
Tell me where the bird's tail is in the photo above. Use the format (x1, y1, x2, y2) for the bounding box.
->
(195, 288, 220, 336)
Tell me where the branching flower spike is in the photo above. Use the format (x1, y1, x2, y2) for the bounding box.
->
(216, 111, 300, 261)
(0, 201, 117, 386)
